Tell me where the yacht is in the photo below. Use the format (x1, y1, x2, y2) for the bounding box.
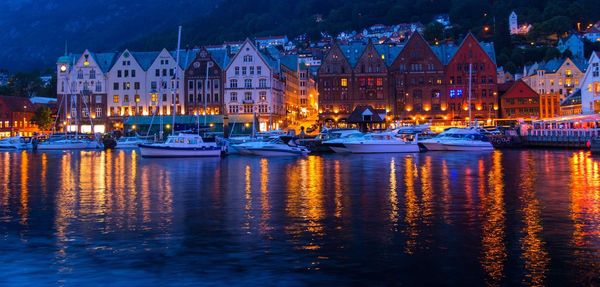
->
(139, 133, 221, 158)
(320, 129, 365, 153)
(0, 136, 30, 150)
(242, 137, 309, 156)
(116, 136, 154, 149)
(342, 132, 420, 154)
(37, 134, 103, 150)
(419, 128, 494, 151)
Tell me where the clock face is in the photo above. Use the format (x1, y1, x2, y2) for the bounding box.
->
(60, 65, 67, 72)
(193, 62, 201, 68)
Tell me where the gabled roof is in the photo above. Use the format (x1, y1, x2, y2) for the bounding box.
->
(447, 33, 496, 65)
(131, 51, 160, 70)
(170, 49, 197, 70)
(503, 79, 538, 98)
(347, 106, 386, 123)
(88, 52, 118, 73)
(280, 54, 299, 71)
(430, 43, 458, 65)
(207, 48, 230, 70)
(340, 43, 367, 67)
(374, 44, 403, 66)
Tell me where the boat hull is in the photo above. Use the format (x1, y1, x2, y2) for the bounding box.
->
(139, 144, 221, 158)
(246, 147, 308, 156)
(324, 143, 352, 153)
(343, 143, 420, 153)
(442, 143, 494, 151)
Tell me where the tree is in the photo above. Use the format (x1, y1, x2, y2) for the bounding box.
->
(32, 106, 55, 131)
(423, 22, 445, 42)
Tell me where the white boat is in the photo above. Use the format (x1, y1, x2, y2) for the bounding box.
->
(0, 136, 29, 150)
(321, 129, 365, 153)
(419, 128, 494, 151)
(37, 134, 103, 150)
(342, 132, 420, 154)
(116, 136, 154, 149)
(139, 133, 221, 158)
(243, 137, 309, 156)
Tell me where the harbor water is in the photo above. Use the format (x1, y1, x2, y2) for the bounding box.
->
(1, 149, 600, 286)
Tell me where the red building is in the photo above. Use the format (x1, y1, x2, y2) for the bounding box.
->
(184, 47, 228, 116)
(0, 96, 39, 138)
(499, 80, 540, 119)
(444, 33, 498, 121)
(389, 32, 445, 121)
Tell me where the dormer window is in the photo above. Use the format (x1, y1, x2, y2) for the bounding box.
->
(243, 55, 253, 62)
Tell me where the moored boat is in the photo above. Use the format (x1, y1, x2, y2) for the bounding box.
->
(116, 136, 155, 149)
(139, 133, 221, 158)
(419, 128, 494, 151)
(37, 134, 103, 150)
(243, 137, 309, 156)
(342, 132, 420, 154)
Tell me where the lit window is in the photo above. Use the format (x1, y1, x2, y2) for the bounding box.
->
(113, 95, 119, 103)
(341, 78, 347, 87)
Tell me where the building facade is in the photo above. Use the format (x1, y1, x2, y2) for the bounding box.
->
(499, 80, 540, 119)
(0, 96, 39, 138)
(580, 52, 600, 114)
(223, 39, 285, 131)
(184, 47, 227, 117)
(522, 57, 586, 101)
(106, 50, 148, 127)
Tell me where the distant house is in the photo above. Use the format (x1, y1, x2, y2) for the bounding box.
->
(557, 34, 584, 59)
(583, 21, 600, 42)
(509, 11, 531, 35)
(0, 96, 39, 137)
(499, 80, 540, 119)
(255, 35, 288, 49)
(580, 52, 600, 114)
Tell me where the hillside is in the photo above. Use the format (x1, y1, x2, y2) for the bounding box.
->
(0, 0, 218, 71)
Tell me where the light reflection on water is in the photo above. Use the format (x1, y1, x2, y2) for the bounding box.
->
(0, 150, 600, 285)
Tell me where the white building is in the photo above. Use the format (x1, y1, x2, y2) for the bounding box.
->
(56, 50, 116, 133)
(107, 50, 149, 118)
(224, 39, 285, 131)
(580, 52, 600, 114)
(144, 49, 187, 116)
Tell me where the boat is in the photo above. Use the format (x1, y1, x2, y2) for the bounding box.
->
(0, 136, 30, 150)
(37, 134, 103, 150)
(305, 128, 364, 153)
(242, 136, 309, 156)
(321, 129, 365, 153)
(139, 133, 221, 158)
(116, 136, 155, 149)
(342, 132, 420, 154)
(419, 128, 494, 151)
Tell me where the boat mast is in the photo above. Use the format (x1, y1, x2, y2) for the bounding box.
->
(172, 26, 182, 136)
(468, 63, 472, 127)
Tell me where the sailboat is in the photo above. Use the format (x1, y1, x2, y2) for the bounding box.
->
(139, 26, 221, 158)
(38, 58, 102, 150)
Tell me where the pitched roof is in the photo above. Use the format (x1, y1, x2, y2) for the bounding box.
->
(340, 43, 367, 67)
(0, 96, 36, 112)
(430, 43, 458, 65)
(503, 79, 538, 98)
(374, 44, 404, 66)
(131, 51, 160, 70)
(89, 52, 118, 73)
(170, 49, 197, 70)
(347, 106, 385, 122)
(280, 54, 299, 71)
(560, 89, 581, 106)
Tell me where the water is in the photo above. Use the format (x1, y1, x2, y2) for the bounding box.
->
(0, 149, 599, 286)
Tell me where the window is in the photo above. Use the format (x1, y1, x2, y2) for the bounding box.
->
(162, 94, 167, 102)
(90, 70, 96, 79)
(242, 67, 247, 75)
(229, 105, 239, 114)
(259, 91, 267, 101)
(243, 55, 253, 62)
(124, 95, 129, 103)
(134, 82, 140, 90)
(135, 94, 140, 103)
(155, 69, 160, 77)
(197, 81, 202, 89)
(169, 69, 174, 76)
(96, 95, 102, 103)
(341, 78, 348, 87)
(259, 79, 267, 88)
(214, 93, 219, 102)
(230, 92, 238, 101)
(113, 95, 119, 103)
(376, 78, 383, 86)
(188, 81, 194, 89)
(95, 82, 102, 92)
(244, 92, 252, 101)
(259, 104, 268, 113)
(151, 81, 157, 90)
(77, 70, 83, 79)
(230, 79, 238, 88)
(124, 70, 129, 77)
(162, 69, 167, 76)
(96, 107, 102, 118)
(113, 83, 119, 90)
(257, 66, 261, 75)
(151, 93, 158, 102)
(243, 79, 252, 88)
(235, 67, 240, 75)
(250, 66, 254, 75)
(243, 105, 253, 113)
(131, 70, 136, 77)
(214, 80, 219, 89)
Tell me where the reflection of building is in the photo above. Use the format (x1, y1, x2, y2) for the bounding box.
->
(580, 52, 600, 114)
(0, 96, 39, 138)
(499, 80, 540, 119)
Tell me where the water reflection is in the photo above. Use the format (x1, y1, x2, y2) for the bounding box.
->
(1, 150, 600, 285)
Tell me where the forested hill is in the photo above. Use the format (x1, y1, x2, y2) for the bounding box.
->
(0, 0, 218, 71)
(2, 0, 599, 72)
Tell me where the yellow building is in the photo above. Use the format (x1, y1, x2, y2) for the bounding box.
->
(522, 57, 587, 102)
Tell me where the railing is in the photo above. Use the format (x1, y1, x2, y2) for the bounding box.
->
(527, 128, 600, 138)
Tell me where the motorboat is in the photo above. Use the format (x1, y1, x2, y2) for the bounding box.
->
(37, 134, 103, 150)
(242, 137, 309, 156)
(116, 136, 154, 149)
(0, 136, 30, 150)
(342, 132, 420, 154)
(419, 128, 494, 151)
(320, 129, 365, 153)
(139, 133, 221, 158)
